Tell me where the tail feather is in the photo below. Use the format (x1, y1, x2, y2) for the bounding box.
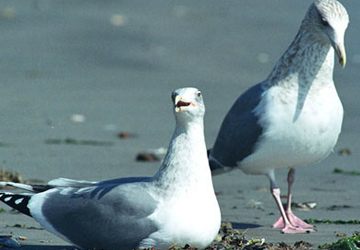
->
(208, 148, 234, 175)
(0, 193, 32, 217)
(0, 181, 52, 193)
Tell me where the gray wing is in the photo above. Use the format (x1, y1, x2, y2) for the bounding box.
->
(210, 82, 265, 169)
(33, 181, 158, 250)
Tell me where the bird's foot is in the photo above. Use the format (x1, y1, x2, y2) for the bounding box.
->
(281, 225, 314, 234)
(286, 211, 314, 228)
(272, 216, 286, 228)
(273, 212, 315, 234)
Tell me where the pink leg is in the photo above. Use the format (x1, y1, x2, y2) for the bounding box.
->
(273, 168, 314, 231)
(268, 171, 313, 234)
(286, 168, 314, 228)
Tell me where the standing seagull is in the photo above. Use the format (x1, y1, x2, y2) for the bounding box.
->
(0, 88, 221, 250)
(209, 0, 348, 234)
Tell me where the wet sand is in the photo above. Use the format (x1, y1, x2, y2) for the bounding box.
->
(0, 0, 359, 249)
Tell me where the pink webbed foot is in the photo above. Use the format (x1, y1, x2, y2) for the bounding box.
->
(273, 213, 313, 229)
(281, 224, 314, 234)
(286, 211, 314, 228)
(272, 215, 285, 228)
(273, 211, 316, 234)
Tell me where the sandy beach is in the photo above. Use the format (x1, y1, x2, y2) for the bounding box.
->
(0, 0, 359, 249)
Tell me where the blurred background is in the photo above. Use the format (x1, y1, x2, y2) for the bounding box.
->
(0, 0, 359, 247)
(0, 0, 358, 181)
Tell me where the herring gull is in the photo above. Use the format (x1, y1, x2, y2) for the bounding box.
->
(0, 87, 221, 249)
(209, 0, 348, 234)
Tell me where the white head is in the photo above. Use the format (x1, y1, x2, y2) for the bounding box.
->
(171, 87, 205, 126)
(303, 0, 349, 67)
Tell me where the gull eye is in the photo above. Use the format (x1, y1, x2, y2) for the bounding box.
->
(197, 92, 202, 98)
(320, 17, 329, 27)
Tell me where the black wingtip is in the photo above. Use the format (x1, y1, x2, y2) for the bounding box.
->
(0, 193, 32, 217)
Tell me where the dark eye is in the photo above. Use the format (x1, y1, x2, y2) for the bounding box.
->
(197, 92, 202, 98)
(320, 17, 329, 27)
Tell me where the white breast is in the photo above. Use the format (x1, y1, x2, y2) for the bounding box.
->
(240, 83, 343, 175)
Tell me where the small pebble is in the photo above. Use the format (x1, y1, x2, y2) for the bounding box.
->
(248, 199, 264, 210)
(338, 148, 351, 156)
(336, 233, 346, 237)
(292, 201, 317, 210)
(136, 153, 160, 162)
(118, 132, 131, 139)
(17, 236, 27, 241)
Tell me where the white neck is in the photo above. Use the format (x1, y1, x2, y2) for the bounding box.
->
(263, 27, 336, 122)
(154, 119, 212, 192)
(266, 28, 335, 90)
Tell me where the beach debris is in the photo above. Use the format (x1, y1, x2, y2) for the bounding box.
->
(338, 148, 352, 156)
(0, 169, 22, 183)
(45, 138, 114, 147)
(0, 169, 45, 189)
(117, 131, 133, 139)
(39, 239, 51, 244)
(17, 236, 27, 241)
(304, 219, 360, 225)
(0, 234, 21, 248)
(208, 222, 266, 249)
(333, 168, 360, 176)
(136, 153, 160, 162)
(327, 205, 353, 211)
(7, 224, 43, 230)
(152, 147, 167, 156)
(136, 147, 167, 162)
(319, 232, 360, 250)
(140, 222, 315, 250)
(168, 244, 197, 250)
(293, 241, 313, 249)
(336, 233, 347, 238)
(291, 202, 317, 211)
(269, 241, 313, 250)
(248, 199, 265, 210)
(70, 114, 86, 123)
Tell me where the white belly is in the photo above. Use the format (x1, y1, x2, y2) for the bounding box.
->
(140, 185, 221, 249)
(240, 84, 343, 175)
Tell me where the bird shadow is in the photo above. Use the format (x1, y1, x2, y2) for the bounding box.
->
(230, 221, 262, 229)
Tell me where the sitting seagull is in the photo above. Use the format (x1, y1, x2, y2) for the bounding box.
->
(209, 0, 348, 234)
(0, 87, 221, 250)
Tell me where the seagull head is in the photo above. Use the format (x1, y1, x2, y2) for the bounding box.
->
(306, 0, 349, 67)
(171, 87, 205, 122)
